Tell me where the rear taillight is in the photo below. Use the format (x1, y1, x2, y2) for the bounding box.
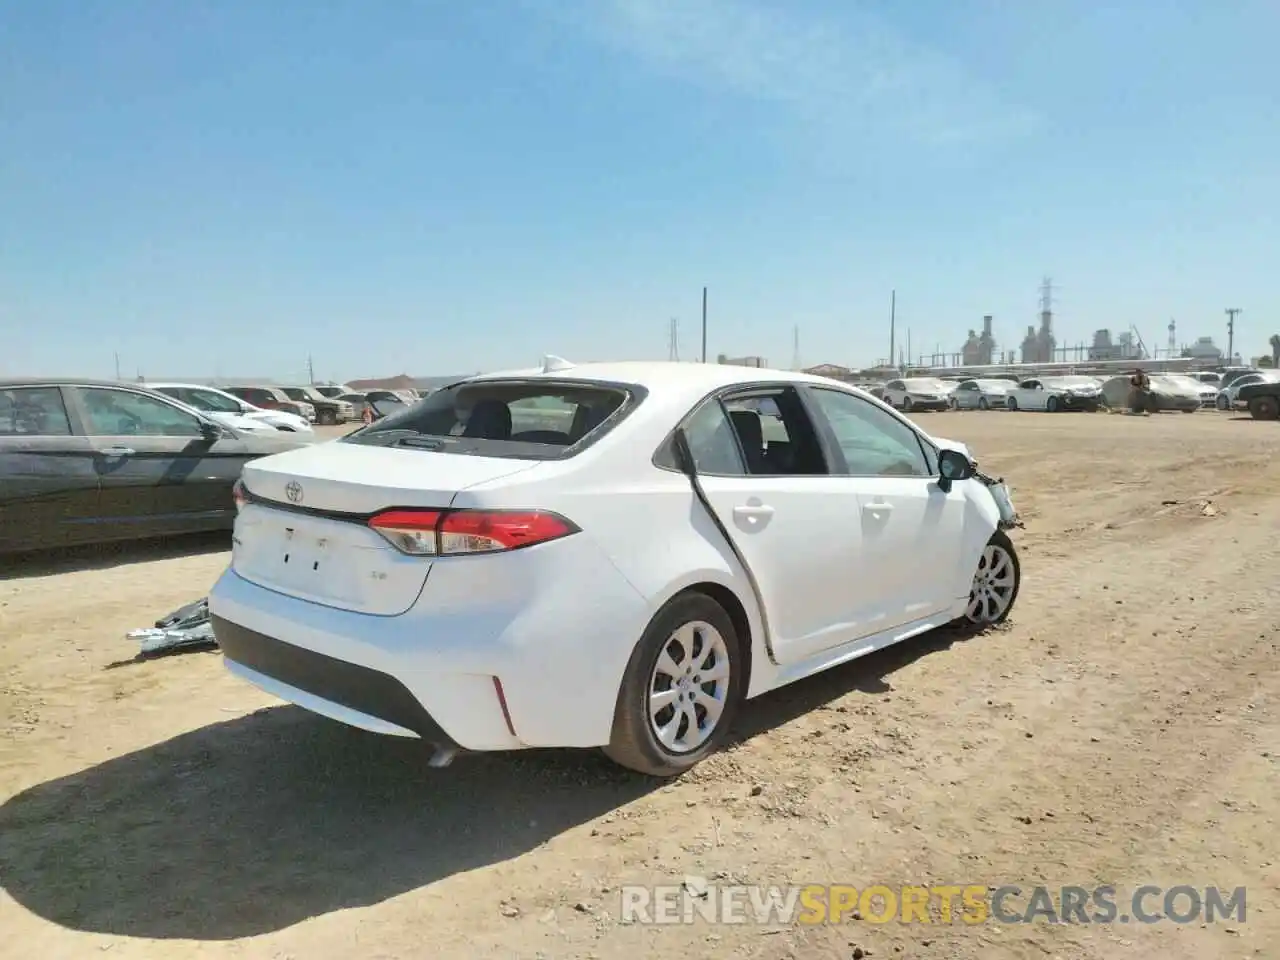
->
(367, 510, 442, 555)
(367, 509, 578, 556)
(232, 479, 248, 512)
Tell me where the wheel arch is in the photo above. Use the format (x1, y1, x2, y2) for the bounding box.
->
(639, 573, 764, 697)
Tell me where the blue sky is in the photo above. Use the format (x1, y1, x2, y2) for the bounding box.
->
(2, 0, 1277, 381)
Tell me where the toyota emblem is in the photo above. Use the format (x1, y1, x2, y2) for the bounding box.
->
(285, 481, 304, 504)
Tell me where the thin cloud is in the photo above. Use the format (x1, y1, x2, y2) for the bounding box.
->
(542, 0, 1039, 147)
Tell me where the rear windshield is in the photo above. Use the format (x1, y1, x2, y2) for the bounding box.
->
(343, 379, 637, 459)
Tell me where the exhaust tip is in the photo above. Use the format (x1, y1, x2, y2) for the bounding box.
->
(427, 745, 457, 768)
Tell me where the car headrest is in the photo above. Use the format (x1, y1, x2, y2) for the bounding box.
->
(463, 399, 512, 439)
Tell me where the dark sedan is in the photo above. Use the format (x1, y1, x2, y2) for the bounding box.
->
(0, 379, 309, 554)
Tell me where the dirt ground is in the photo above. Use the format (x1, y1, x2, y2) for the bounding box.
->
(2, 410, 1277, 960)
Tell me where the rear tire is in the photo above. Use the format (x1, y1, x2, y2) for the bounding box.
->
(1007, 397, 1018, 411)
(1249, 395, 1280, 421)
(903, 397, 914, 413)
(1046, 396, 1060, 413)
(978, 397, 989, 411)
(1216, 393, 1230, 411)
(964, 530, 1021, 626)
(604, 593, 745, 777)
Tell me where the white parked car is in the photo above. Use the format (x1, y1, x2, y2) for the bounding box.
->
(148, 383, 315, 434)
(881, 377, 955, 412)
(209, 360, 1021, 777)
(950, 378, 1016, 410)
(1188, 371, 1222, 388)
(1006, 376, 1103, 412)
(1161, 374, 1219, 408)
(1216, 371, 1280, 410)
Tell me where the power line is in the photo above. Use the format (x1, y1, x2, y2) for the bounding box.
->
(1226, 308, 1241, 364)
(888, 289, 896, 369)
(701, 289, 711, 363)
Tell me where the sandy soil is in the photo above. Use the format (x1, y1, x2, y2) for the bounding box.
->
(1, 411, 1277, 960)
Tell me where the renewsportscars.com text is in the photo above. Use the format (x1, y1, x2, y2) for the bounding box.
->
(620, 880, 1247, 926)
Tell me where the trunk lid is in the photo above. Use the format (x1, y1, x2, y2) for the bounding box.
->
(232, 443, 541, 615)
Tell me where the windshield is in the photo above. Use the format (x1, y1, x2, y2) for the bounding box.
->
(974, 379, 1010, 390)
(282, 387, 311, 401)
(1050, 376, 1099, 387)
(903, 379, 947, 391)
(344, 378, 636, 459)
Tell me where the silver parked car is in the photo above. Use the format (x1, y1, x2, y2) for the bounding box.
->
(950, 378, 1015, 410)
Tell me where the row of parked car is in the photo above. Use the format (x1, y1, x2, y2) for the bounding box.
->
(141, 382, 424, 433)
(0, 376, 432, 554)
(865, 367, 1280, 416)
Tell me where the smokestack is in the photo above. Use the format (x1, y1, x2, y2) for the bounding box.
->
(982, 315, 993, 337)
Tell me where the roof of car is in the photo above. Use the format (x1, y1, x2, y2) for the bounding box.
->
(464, 361, 849, 392)
(0, 377, 172, 390)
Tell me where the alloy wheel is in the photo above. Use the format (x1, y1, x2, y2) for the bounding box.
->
(967, 543, 1017, 623)
(648, 621, 731, 753)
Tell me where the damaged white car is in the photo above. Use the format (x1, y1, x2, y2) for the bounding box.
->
(210, 360, 1021, 777)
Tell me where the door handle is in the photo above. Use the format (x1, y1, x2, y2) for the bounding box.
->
(862, 501, 893, 517)
(733, 504, 774, 521)
(100, 446, 135, 457)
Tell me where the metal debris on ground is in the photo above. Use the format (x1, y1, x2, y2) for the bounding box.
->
(126, 597, 217, 656)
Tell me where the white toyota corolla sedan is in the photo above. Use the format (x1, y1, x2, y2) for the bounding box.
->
(209, 359, 1022, 777)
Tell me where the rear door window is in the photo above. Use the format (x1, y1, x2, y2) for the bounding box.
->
(345, 379, 636, 459)
(720, 387, 828, 476)
(78, 387, 204, 437)
(0, 386, 73, 436)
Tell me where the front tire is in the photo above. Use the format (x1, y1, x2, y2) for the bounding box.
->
(978, 397, 990, 410)
(1007, 397, 1018, 411)
(1216, 393, 1230, 411)
(604, 593, 745, 777)
(1047, 396, 1060, 413)
(903, 397, 914, 413)
(964, 530, 1021, 626)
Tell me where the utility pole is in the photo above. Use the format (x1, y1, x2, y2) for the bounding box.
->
(889, 289, 896, 369)
(1226, 308, 1241, 364)
(907, 329, 912, 370)
(307, 354, 316, 384)
(114, 351, 121, 380)
(792, 325, 801, 370)
(700, 287, 708, 363)
(668, 318, 680, 360)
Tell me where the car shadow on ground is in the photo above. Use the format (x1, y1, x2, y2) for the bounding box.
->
(0, 531, 230, 581)
(0, 621, 977, 941)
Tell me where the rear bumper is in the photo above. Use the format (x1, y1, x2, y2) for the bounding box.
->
(213, 615, 460, 746)
(208, 538, 649, 752)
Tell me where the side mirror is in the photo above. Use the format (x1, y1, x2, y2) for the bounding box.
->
(937, 448, 974, 492)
